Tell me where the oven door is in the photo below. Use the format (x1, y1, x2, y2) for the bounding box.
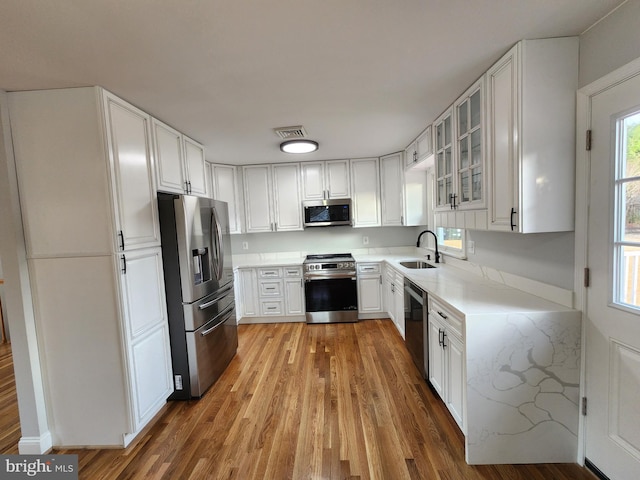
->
(304, 274, 358, 323)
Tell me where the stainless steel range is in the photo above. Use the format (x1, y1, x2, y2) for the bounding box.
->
(303, 253, 358, 323)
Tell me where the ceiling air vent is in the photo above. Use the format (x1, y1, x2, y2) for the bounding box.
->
(274, 125, 308, 140)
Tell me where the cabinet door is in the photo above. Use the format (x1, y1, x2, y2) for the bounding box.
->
(211, 164, 242, 234)
(104, 92, 160, 250)
(434, 108, 455, 211)
(416, 125, 433, 162)
(357, 275, 383, 313)
(129, 324, 172, 430)
(284, 277, 304, 315)
(326, 160, 350, 198)
(243, 166, 274, 233)
(351, 158, 381, 227)
(118, 247, 172, 430)
(152, 119, 186, 194)
(394, 272, 405, 338)
(404, 141, 417, 168)
(487, 44, 519, 231)
(404, 168, 427, 226)
(446, 333, 465, 431)
(380, 153, 404, 226)
(301, 162, 325, 200)
(384, 275, 394, 321)
(183, 137, 208, 197)
(272, 164, 303, 231)
(237, 268, 258, 317)
(455, 78, 485, 210)
(428, 317, 446, 399)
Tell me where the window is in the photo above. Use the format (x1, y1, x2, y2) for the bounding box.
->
(614, 110, 640, 308)
(436, 227, 466, 259)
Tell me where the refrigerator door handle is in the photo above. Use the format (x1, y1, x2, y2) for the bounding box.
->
(198, 284, 234, 310)
(211, 207, 224, 281)
(200, 306, 235, 337)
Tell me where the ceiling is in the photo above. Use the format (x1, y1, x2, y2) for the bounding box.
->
(0, 0, 625, 165)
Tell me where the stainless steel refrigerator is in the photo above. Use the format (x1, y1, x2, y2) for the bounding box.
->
(158, 193, 238, 399)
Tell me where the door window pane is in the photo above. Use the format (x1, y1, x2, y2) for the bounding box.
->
(614, 111, 640, 308)
(471, 129, 482, 166)
(444, 116, 451, 145)
(460, 170, 470, 203)
(472, 167, 482, 201)
(445, 147, 452, 175)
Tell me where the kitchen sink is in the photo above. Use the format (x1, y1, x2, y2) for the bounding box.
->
(399, 260, 436, 269)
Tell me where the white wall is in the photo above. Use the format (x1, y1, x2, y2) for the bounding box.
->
(231, 226, 422, 255)
(579, 0, 640, 88)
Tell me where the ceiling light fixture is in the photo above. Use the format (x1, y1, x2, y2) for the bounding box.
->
(280, 139, 319, 154)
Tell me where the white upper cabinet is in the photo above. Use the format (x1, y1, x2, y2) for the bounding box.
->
(486, 37, 578, 233)
(183, 137, 208, 196)
(434, 108, 455, 211)
(243, 164, 303, 233)
(350, 158, 381, 227)
(434, 77, 486, 213)
(210, 163, 242, 234)
(102, 91, 161, 252)
(404, 125, 433, 169)
(454, 78, 485, 210)
(301, 160, 350, 200)
(153, 118, 208, 197)
(380, 153, 404, 226)
(243, 165, 274, 233)
(272, 163, 303, 231)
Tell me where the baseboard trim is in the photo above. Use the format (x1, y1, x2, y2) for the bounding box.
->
(585, 458, 610, 480)
(18, 431, 53, 454)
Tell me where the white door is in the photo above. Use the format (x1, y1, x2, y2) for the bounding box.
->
(243, 166, 274, 233)
(584, 70, 640, 479)
(183, 137, 208, 197)
(380, 153, 404, 226)
(153, 119, 185, 194)
(272, 163, 303, 231)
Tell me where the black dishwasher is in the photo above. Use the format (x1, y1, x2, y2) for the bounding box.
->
(404, 278, 427, 379)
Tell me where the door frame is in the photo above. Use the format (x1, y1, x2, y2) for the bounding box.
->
(574, 55, 640, 466)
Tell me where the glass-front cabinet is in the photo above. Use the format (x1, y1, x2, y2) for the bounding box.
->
(434, 77, 485, 212)
(435, 108, 454, 210)
(455, 78, 484, 209)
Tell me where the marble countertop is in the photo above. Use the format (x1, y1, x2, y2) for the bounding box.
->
(232, 251, 575, 317)
(354, 254, 574, 317)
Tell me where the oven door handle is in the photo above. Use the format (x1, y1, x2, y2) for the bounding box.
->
(305, 275, 357, 281)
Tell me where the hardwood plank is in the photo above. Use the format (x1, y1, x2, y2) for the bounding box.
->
(2, 321, 597, 480)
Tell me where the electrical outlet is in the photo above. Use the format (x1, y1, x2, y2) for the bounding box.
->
(242, 241, 249, 250)
(468, 240, 475, 254)
(362, 236, 369, 245)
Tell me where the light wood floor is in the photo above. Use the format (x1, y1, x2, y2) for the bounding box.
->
(4, 321, 596, 479)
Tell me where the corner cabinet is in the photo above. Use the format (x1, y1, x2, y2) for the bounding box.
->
(8, 87, 172, 447)
(243, 164, 303, 233)
(486, 37, 578, 233)
(380, 153, 427, 227)
(210, 163, 243, 234)
(152, 118, 208, 197)
(350, 158, 381, 227)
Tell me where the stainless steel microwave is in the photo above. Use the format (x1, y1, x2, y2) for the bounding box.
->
(303, 199, 352, 227)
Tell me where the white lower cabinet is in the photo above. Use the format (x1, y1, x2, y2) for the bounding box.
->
(428, 296, 465, 432)
(357, 263, 384, 317)
(237, 266, 304, 321)
(383, 265, 404, 338)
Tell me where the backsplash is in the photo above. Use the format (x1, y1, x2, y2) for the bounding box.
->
(230, 226, 423, 255)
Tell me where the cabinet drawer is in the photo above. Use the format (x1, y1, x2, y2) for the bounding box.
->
(283, 266, 303, 277)
(429, 298, 463, 340)
(258, 267, 282, 278)
(358, 263, 381, 274)
(259, 280, 283, 297)
(260, 300, 284, 316)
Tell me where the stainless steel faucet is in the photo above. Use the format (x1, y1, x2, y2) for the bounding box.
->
(416, 229, 441, 263)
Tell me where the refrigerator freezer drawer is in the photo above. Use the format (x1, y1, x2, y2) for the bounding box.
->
(185, 307, 238, 397)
